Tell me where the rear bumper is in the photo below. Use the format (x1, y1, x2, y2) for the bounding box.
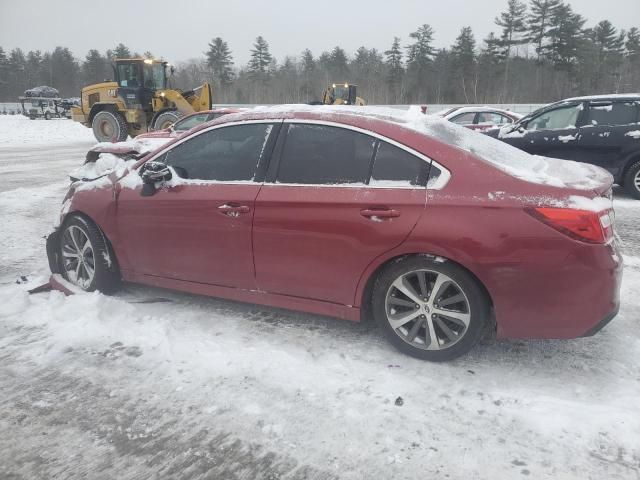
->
(492, 241, 623, 340)
(581, 303, 620, 337)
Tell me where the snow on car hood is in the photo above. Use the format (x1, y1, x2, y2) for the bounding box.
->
(71, 137, 172, 181)
(252, 105, 612, 191)
(69, 153, 137, 182)
(91, 137, 171, 156)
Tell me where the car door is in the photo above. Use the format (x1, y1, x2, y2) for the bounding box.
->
(115, 121, 279, 289)
(252, 122, 429, 306)
(503, 103, 584, 159)
(577, 100, 640, 178)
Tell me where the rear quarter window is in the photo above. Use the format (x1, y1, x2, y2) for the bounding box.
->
(370, 141, 428, 187)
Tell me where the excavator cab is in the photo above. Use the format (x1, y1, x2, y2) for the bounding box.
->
(115, 59, 168, 112)
(322, 83, 365, 106)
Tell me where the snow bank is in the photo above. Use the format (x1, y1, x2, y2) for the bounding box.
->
(0, 115, 95, 146)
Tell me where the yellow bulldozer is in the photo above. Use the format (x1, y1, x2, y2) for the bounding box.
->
(71, 58, 212, 142)
(320, 83, 366, 106)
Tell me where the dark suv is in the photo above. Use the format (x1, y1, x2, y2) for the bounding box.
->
(485, 94, 640, 198)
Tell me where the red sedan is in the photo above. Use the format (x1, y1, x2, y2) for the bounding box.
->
(46, 107, 622, 361)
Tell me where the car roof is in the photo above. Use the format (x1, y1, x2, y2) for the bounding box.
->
(562, 93, 640, 102)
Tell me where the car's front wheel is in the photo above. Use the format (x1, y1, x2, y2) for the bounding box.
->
(372, 256, 490, 361)
(59, 216, 120, 293)
(624, 159, 640, 200)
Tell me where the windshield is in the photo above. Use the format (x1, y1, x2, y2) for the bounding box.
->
(117, 62, 166, 89)
(333, 86, 349, 101)
(143, 63, 167, 90)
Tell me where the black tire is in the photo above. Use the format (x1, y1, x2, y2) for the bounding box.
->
(59, 215, 120, 293)
(623, 159, 640, 200)
(44, 112, 51, 120)
(92, 110, 129, 143)
(372, 256, 489, 361)
(152, 110, 183, 131)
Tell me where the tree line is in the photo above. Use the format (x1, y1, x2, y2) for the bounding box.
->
(0, 0, 638, 105)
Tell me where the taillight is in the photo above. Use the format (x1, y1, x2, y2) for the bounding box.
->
(527, 207, 614, 244)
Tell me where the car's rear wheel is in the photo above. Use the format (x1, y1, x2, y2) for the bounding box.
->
(624, 159, 640, 200)
(92, 110, 129, 143)
(60, 216, 120, 293)
(372, 256, 489, 361)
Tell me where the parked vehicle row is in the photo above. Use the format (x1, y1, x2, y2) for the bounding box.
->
(47, 107, 621, 361)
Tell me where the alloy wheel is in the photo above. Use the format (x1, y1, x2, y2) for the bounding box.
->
(385, 269, 471, 351)
(61, 225, 96, 289)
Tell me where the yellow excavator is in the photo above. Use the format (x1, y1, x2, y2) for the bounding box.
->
(320, 83, 366, 106)
(71, 58, 212, 142)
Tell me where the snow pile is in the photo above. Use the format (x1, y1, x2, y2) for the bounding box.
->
(92, 136, 171, 156)
(0, 115, 95, 146)
(250, 105, 612, 190)
(69, 153, 136, 181)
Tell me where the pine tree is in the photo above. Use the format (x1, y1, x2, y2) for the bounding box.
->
(451, 27, 477, 102)
(405, 24, 436, 102)
(385, 37, 404, 99)
(300, 49, 316, 101)
(406, 24, 436, 70)
(112, 43, 131, 59)
(0, 47, 9, 100)
(83, 49, 108, 85)
(545, 4, 586, 69)
(143, 51, 154, 59)
(248, 36, 273, 81)
(327, 46, 349, 79)
(206, 37, 234, 86)
(495, 0, 528, 57)
(589, 20, 625, 91)
(527, 0, 562, 60)
(25, 50, 43, 87)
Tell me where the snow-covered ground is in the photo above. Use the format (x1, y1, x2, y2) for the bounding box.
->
(0, 116, 639, 479)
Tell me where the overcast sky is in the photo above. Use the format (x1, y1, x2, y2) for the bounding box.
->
(1, 0, 638, 65)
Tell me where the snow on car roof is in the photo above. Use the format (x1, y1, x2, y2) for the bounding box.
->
(248, 105, 610, 190)
(561, 93, 640, 102)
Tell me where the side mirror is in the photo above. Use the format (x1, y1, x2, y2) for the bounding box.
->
(140, 161, 172, 196)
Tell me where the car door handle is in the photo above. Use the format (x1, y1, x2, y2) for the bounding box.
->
(218, 204, 250, 217)
(360, 208, 401, 219)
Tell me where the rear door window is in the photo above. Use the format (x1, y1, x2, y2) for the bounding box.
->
(585, 101, 638, 127)
(370, 141, 428, 187)
(276, 124, 375, 185)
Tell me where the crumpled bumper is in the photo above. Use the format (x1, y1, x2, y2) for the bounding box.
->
(46, 229, 62, 275)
